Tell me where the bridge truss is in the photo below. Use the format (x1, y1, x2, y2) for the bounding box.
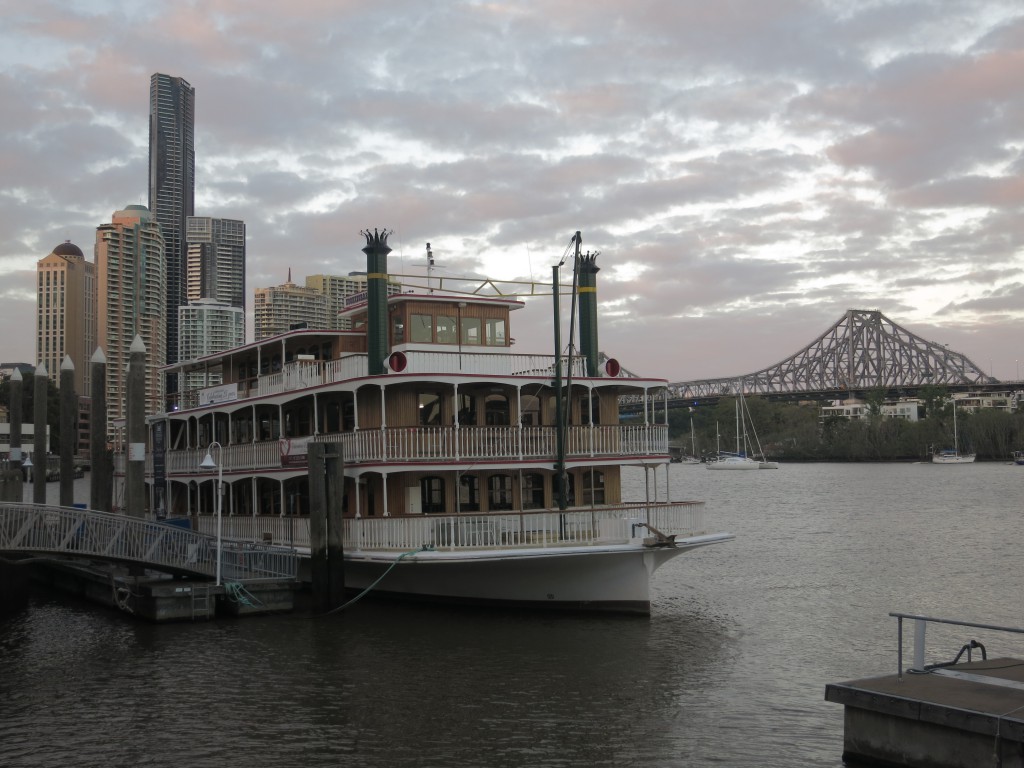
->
(666, 309, 996, 401)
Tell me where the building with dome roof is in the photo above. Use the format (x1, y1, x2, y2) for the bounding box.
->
(36, 240, 96, 395)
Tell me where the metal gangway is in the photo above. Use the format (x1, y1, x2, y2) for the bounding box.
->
(0, 502, 300, 583)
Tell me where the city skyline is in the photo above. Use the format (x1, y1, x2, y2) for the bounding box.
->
(2, 2, 1023, 382)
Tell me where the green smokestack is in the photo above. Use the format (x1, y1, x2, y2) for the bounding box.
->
(362, 228, 392, 375)
(577, 252, 600, 376)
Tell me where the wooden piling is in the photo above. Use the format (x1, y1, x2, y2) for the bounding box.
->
(0, 369, 24, 502)
(90, 348, 112, 512)
(126, 336, 146, 518)
(59, 356, 76, 507)
(33, 364, 47, 503)
(308, 442, 346, 612)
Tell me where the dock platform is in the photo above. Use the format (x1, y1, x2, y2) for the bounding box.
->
(826, 657, 1024, 767)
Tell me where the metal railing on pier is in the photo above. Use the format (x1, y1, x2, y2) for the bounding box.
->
(0, 503, 299, 583)
(890, 611, 1024, 681)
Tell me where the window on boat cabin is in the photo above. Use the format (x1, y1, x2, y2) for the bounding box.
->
(589, 393, 602, 425)
(485, 318, 506, 346)
(418, 393, 442, 426)
(436, 315, 457, 344)
(582, 469, 605, 505)
(488, 474, 514, 510)
(521, 473, 545, 509)
(421, 476, 445, 513)
(459, 474, 480, 512)
(457, 393, 477, 425)
(484, 393, 510, 425)
(520, 392, 542, 425)
(411, 313, 433, 343)
(391, 315, 405, 345)
(461, 317, 481, 345)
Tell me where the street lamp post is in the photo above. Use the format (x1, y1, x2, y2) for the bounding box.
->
(199, 442, 223, 586)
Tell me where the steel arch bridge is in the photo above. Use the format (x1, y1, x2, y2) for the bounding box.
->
(656, 309, 996, 403)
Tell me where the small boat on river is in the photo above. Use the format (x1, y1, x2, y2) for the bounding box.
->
(121, 230, 733, 614)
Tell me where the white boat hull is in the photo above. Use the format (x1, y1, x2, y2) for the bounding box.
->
(706, 458, 759, 470)
(932, 453, 976, 464)
(343, 534, 734, 614)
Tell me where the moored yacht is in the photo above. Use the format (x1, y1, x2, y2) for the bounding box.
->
(121, 231, 733, 614)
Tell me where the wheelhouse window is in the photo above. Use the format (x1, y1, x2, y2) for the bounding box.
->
(391, 316, 405, 345)
(461, 317, 481, 345)
(485, 318, 506, 346)
(488, 474, 514, 510)
(411, 313, 433, 343)
(459, 475, 480, 512)
(436, 315, 457, 344)
(521, 473, 545, 509)
(421, 476, 445, 513)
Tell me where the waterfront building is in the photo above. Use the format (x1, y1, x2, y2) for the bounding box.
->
(820, 400, 921, 422)
(185, 217, 246, 312)
(306, 272, 400, 330)
(95, 205, 167, 423)
(148, 73, 195, 373)
(36, 241, 96, 395)
(253, 273, 329, 340)
(178, 299, 245, 391)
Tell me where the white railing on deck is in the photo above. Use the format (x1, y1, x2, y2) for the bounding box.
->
(118, 423, 667, 476)
(197, 500, 705, 553)
(173, 350, 608, 411)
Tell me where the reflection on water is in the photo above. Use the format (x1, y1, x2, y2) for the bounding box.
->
(3, 463, 1024, 767)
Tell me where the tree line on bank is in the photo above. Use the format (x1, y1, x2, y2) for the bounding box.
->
(668, 387, 1024, 462)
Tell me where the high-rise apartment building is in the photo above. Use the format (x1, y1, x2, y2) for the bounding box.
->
(148, 73, 195, 374)
(178, 299, 245, 391)
(95, 205, 167, 422)
(253, 273, 329, 340)
(186, 217, 246, 312)
(306, 272, 401, 330)
(36, 241, 96, 395)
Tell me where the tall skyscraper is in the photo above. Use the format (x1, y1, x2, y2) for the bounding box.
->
(185, 216, 246, 312)
(253, 273, 329, 340)
(178, 299, 245, 391)
(148, 72, 195, 375)
(95, 205, 167, 422)
(36, 241, 96, 395)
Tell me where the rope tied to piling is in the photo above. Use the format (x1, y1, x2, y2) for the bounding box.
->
(317, 544, 434, 617)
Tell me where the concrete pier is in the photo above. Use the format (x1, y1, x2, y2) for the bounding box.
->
(31, 560, 299, 622)
(826, 658, 1024, 767)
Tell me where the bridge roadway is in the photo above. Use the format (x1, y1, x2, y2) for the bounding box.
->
(0, 502, 300, 583)
(621, 380, 1020, 412)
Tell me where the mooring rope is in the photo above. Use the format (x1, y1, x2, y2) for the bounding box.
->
(317, 544, 433, 617)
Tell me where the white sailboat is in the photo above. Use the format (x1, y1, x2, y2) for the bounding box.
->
(706, 397, 758, 471)
(932, 401, 975, 464)
(706, 383, 779, 470)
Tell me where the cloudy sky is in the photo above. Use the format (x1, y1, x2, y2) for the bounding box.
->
(3, 0, 1023, 382)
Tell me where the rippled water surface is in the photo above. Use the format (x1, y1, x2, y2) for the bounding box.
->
(3, 463, 1024, 767)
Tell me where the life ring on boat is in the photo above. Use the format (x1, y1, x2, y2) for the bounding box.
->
(385, 351, 407, 373)
(279, 438, 290, 457)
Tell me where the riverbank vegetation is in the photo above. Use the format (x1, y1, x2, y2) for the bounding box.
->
(669, 391, 1024, 462)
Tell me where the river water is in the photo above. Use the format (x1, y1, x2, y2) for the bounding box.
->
(2, 462, 1023, 767)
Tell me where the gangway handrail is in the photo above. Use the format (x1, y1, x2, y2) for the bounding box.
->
(0, 502, 300, 583)
(890, 611, 1024, 681)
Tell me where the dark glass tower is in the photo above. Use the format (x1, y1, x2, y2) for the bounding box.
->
(148, 72, 195, 378)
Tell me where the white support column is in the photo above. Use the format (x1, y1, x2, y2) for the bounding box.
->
(382, 471, 390, 517)
(379, 384, 387, 461)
